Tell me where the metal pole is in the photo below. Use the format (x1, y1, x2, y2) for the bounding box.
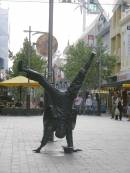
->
(98, 47, 101, 90)
(28, 26, 31, 68)
(47, 0, 54, 141)
(82, 0, 86, 32)
(26, 26, 31, 110)
(97, 47, 101, 115)
(24, 26, 32, 68)
(48, 0, 53, 83)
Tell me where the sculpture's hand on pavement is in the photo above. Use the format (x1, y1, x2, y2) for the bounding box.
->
(62, 146, 82, 153)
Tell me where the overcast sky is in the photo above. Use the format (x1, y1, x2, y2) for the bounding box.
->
(1, 0, 115, 57)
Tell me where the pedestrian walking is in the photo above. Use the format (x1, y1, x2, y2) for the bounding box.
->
(92, 95, 97, 114)
(74, 94, 83, 114)
(118, 97, 123, 120)
(39, 94, 44, 108)
(85, 95, 92, 114)
(127, 103, 130, 121)
(111, 95, 117, 119)
(114, 96, 123, 120)
(115, 106, 120, 120)
(114, 96, 120, 120)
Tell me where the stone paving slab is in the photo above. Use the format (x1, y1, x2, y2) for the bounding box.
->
(0, 115, 130, 173)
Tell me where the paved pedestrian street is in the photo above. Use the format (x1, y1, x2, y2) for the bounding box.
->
(0, 115, 130, 173)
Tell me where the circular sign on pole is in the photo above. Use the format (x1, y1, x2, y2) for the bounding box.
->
(36, 33, 58, 57)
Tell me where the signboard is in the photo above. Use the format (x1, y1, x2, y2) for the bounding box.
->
(36, 33, 58, 57)
(117, 72, 130, 82)
(87, 0, 103, 14)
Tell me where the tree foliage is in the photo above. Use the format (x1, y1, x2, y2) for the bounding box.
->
(63, 40, 116, 89)
(96, 37, 116, 84)
(8, 38, 47, 104)
(10, 38, 47, 77)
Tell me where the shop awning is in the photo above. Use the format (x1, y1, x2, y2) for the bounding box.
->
(91, 89, 109, 94)
(0, 75, 40, 88)
(101, 80, 130, 88)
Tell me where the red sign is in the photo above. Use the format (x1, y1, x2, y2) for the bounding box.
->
(88, 35, 94, 40)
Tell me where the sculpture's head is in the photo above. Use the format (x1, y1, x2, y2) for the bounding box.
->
(55, 124, 66, 138)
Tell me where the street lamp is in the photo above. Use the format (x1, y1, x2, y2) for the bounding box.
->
(24, 26, 32, 110)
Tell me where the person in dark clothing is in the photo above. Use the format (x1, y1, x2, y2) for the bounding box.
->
(96, 93, 101, 116)
(18, 51, 96, 153)
(118, 98, 123, 120)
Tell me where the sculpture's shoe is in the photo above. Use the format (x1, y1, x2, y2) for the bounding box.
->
(33, 148, 41, 153)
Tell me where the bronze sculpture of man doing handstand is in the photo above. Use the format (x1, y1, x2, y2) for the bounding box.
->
(18, 51, 96, 153)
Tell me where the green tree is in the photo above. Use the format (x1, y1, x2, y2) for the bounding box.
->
(96, 37, 116, 86)
(8, 38, 47, 105)
(63, 40, 116, 89)
(10, 37, 47, 77)
(64, 41, 91, 80)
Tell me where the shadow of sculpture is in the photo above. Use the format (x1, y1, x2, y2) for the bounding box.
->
(18, 51, 96, 153)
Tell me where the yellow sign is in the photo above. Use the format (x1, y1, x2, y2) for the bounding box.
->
(122, 84, 130, 88)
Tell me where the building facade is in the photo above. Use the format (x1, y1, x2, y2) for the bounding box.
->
(110, 0, 122, 76)
(110, 0, 130, 83)
(80, 12, 110, 52)
(0, 7, 9, 79)
(119, 8, 130, 82)
(97, 15, 110, 53)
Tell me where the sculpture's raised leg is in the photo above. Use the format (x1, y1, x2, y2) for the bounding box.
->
(66, 51, 96, 100)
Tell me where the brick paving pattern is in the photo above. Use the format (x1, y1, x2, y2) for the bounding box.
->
(0, 115, 130, 173)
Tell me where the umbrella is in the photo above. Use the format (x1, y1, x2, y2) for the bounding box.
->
(0, 75, 40, 88)
(0, 76, 41, 108)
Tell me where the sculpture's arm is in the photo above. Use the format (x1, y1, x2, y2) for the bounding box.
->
(67, 51, 96, 100)
(18, 61, 54, 93)
(33, 124, 54, 153)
